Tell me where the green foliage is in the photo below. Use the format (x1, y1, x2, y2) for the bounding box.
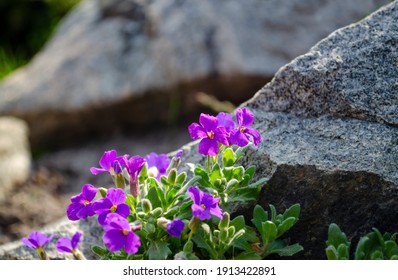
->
(326, 224, 398, 260)
(0, 0, 81, 79)
(250, 204, 303, 258)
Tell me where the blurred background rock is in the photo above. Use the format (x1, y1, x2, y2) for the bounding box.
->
(0, 0, 392, 245)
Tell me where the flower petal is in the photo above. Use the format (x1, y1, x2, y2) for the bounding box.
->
(198, 138, 219, 156)
(71, 232, 82, 249)
(92, 198, 113, 214)
(77, 204, 94, 219)
(214, 127, 229, 146)
(245, 127, 262, 146)
(99, 150, 116, 170)
(124, 232, 141, 254)
(82, 184, 97, 201)
(90, 167, 106, 175)
(97, 210, 110, 225)
(199, 113, 218, 131)
(236, 108, 254, 127)
(229, 130, 250, 147)
(103, 230, 125, 252)
(56, 237, 73, 253)
(116, 203, 130, 218)
(191, 204, 211, 220)
(188, 123, 207, 140)
(188, 186, 202, 205)
(216, 112, 235, 132)
(106, 188, 126, 205)
(66, 202, 82, 221)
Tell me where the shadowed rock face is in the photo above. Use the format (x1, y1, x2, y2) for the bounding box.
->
(0, 0, 390, 150)
(1, 1, 397, 260)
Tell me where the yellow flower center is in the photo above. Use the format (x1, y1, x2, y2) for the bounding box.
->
(110, 205, 118, 212)
(240, 126, 246, 133)
(122, 230, 129, 236)
(83, 200, 90, 206)
(207, 131, 215, 139)
(200, 204, 207, 210)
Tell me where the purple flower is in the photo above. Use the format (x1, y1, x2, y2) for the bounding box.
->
(22, 231, 53, 250)
(216, 112, 235, 133)
(124, 155, 146, 197)
(175, 149, 183, 158)
(188, 113, 229, 156)
(145, 152, 170, 180)
(56, 232, 82, 253)
(90, 150, 127, 176)
(230, 108, 262, 147)
(66, 184, 97, 221)
(188, 186, 222, 220)
(92, 188, 130, 225)
(103, 213, 141, 254)
(167, 219, 185, 238)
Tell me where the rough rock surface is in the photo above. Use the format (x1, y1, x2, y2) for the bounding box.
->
(1, 1, 397, 259)
(0, 0, 390, 149)
(0, 117, 31, 202)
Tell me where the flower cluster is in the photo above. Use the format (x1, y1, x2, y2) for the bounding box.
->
(22, 108, 303, 260)
(21, 231, 84, 260)
(188, 108, 261, 156)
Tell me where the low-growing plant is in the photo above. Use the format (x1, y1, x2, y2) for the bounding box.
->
(326, 223, 398, 260)
(21, 108, 303, 260)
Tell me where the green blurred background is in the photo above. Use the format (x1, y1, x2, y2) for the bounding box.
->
(0, 0, 80, 79)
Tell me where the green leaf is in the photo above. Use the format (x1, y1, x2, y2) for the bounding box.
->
(355, 236, 370, 260)
(270, 243, 304, 257)
(229, 185, 261, 202)
(370, 250, 383, 260)
(232, 166, 244, 180)
(146, 185, 162, 209)
(210, 163, 222, 184)
(168, 168, 177, 185)
(277, 217, 297, 237)
(92, 245, 108, 257)
(251, 205, 268, 233)
(325, 246, 339, 260)
(230, 215, 246, 231)
(147, 241, 172, 260)
(234, 252, 262, 260)
(235, 145, 249, 159)
(262, 221, 277, 245)
(326, 223, 350, 249)
(337, 244, 349, 260)
(283, 204, 301, 220)
(194, 165, 212, 188)
(269, 204, 277, 223)
(222, 148, 236, 167)
(174, 251, 200, 260)
(176, 172, 187, 184)
(244, 165, 256, 180)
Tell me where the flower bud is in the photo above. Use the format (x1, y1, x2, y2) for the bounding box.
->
(156, 217, 170, 228)
(188, 217, 200, 234)
(130, 220, 142, 232)
(168, 169, 177, 184)
(151, 207, 163, 218)
(183, 240, 193, 253)
(218, 212, 230, 230)
(115, 173, 126, 189)
(99, 187, 108, 198)
(141, 199, 152, 214)
(220, 228, 229, 243)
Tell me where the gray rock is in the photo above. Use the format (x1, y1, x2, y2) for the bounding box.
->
(0, 0, 389, 149)
(254, 0, 398, 126)
(0, 117, 31, 202)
